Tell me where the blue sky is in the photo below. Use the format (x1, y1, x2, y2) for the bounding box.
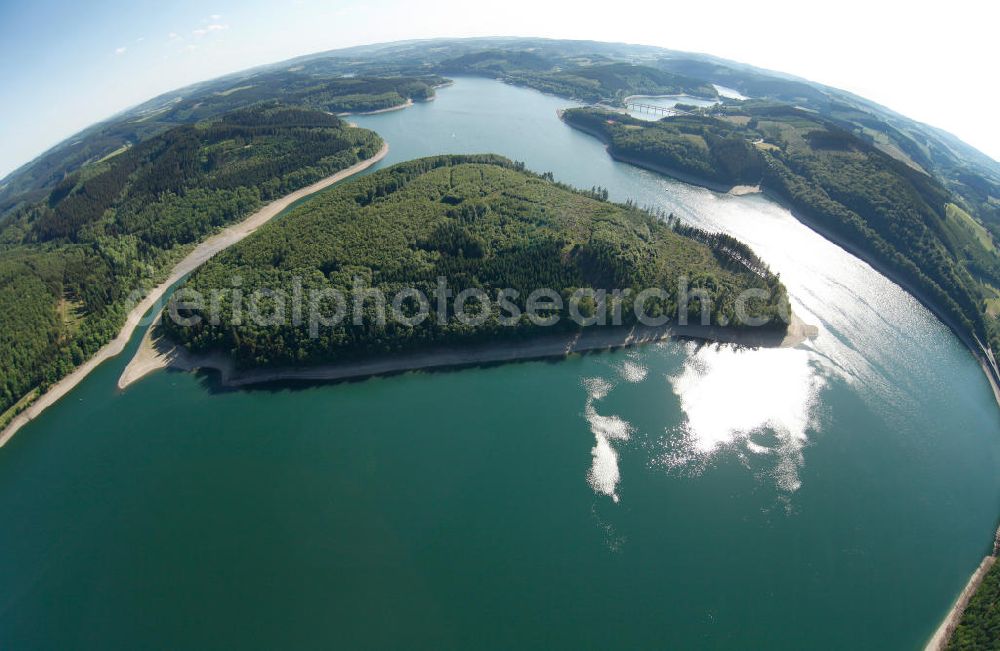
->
(1, 0, 997, 179)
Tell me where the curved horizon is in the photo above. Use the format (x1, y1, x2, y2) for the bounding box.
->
(0, 0, 997, 180)
(4, 35, 998, 186)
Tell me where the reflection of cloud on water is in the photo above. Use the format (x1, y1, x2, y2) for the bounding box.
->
(663, 342, 825, 494)
(582, 376, 633, 503)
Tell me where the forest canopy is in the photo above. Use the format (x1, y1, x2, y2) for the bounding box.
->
(0, 74, 442, 214)
(162, 155, 788, 369)
(438, 59, 717, 104)
(0, 105, 382, 416)
(948, 560, 1000, 650)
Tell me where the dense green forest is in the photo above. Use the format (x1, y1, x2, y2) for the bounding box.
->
(561, 108, 763, 186)
(162, 155, 788, 368)
(0, 74, 440, 214)
(562, 105, 1000, 368)
(656, 56, 1000, 233)
(2, 36, 997, 405)
(0, 36, 996, 644)
(437, 57, 716, 103)
(0, 105, 382, 417)
(948, 560, 1000, 650)
(6, 37, 997, 254)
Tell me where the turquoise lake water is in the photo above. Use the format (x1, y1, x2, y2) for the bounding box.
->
(0, 77, 997, 649)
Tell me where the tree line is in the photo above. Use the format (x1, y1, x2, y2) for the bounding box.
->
(0, 104, 383, 416)
(163, 155, 788, 369)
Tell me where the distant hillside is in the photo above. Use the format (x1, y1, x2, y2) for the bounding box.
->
(437, 56, 717, 102)
(656, 56, 1000, 232)
(0, 74, 442, 216)
(4, 38, 996, 237)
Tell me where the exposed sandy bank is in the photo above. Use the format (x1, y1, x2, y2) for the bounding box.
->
(339, 99, 413, 116)
(119, 314, 817, 390)
(925, 553, 997, 650)
(0, 142, 389, 448)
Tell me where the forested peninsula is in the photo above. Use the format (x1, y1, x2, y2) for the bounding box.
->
(561, 106, 1000, 395)
(0, 104, 383, 422)
(160, 155, 790, 369)
(0, 37, 997, 647)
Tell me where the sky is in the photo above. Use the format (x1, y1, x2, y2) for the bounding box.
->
(1, 0, 997, 179)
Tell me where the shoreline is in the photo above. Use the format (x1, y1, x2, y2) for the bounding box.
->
(757, 184, 1000, 409)
(118, 314, 817, 390)
(925, 553, 997, 650)
(611, 151, 761, 196)
(339, 99, 413, 116)
(0, 141, 390, 449)
(560, 111, 1000, 408)
(558, 111, 760, 196)
(337, 84, 450, 118)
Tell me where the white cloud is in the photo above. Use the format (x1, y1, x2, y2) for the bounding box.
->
(135, 36, 144, 43)
(193, 23, 228, 37)
(115, 46, 127, 55)
(210, 14, 222, 20)
(168, 32, 180, 39)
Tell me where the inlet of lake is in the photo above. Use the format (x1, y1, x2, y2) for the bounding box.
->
(1, 77, 997, 649)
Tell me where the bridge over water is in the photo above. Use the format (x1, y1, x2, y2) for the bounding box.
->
(624, 101, 699, 118)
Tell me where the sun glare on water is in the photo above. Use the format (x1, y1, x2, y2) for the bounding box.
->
(581, 341, 826, 504)
(666, 343, 825, 493)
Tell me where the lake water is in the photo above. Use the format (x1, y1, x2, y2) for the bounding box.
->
(0, 77, 997, 649)
(713, 83, 749, 101)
